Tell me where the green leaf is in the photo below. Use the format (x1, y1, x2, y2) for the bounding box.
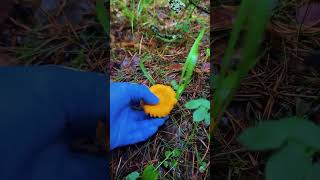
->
(204, 113, 210, 126)
(239, 117, 320, 150)
(290, 118, 320, 150)
(125, 171, 140, 180)
(140, 55, 156, 85)
(211, 0, 273, 132)
(185, 99, 202, 109)
(266, 142, 312, 180)
(95, 0, 109, 33)
(137, 0, 152, 16)
(175, 22, 182, 29)
(142, 165, 159, 180)
(185, 98, 210, 109)
(199, 162, 207, 173)
(310, 163, 320, 180)
(176, 28, 205, 99)
(165, 151, 171, 158)
(163, 161, 169, 168)
(238, 119, 291, 150)
(206, 48, 210, 57)
(172, 161, 178, 168)
(182, 21, 190, 33)
(201, 100, 210, 109)
(193, 107, 207, 122)
(172, 149, 181, 157)
(213, 71, 241, 121)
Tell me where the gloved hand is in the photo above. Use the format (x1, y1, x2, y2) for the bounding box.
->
(110, 82, 168, 150)
(0, 66, 107, 180)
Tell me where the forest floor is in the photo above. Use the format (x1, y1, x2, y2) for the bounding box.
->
(213, 0, 320, 179)
(0, 0, 319, 180)
(110, 0, 210, 179)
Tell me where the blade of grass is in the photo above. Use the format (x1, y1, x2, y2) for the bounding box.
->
(140, 55, 156, 85)
(131, 0, 135, 36)
(176, 28, 205, 99)
(220, 0, 250, 74)
(137, 0, 152, 16)
(211, 0, 273, 132)
(96, 0, 109, 34)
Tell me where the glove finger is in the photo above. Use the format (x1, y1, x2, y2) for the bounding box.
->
(130, 110, 149, 120)
(127, 125, 158, 144)
(127, 118, 167, 143)
(146, 116, 168, 127)
(126, 83, 159, 105)
(132, 110, 169, 123)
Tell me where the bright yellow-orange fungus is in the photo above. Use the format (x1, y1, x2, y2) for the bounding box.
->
(143, 84, 177, 118)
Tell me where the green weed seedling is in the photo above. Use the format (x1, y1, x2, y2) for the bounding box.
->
(125, 164, 159, 180)
(239, 117, 320, 180)
(124, 148, 181, 180)
(205, 48, 210, 60)
(140, 28, 205, 100)
(162, 148, 181, 169)
(212, 0, 273, 132)
(114, 0, 153, 37)
(175, 20, 190, 33)
(139, 54, 156, 85)
(185, 98, 210, 125)
(195, 148, 207, 173)
(142, 164, 159, 180)
(171, 28, 205, 99)
(199, 161, 207, 173)
(96, 0, 109, 34)
(125, 171, 140, 180)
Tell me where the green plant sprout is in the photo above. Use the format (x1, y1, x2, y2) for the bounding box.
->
(96, 0, 109, 34)
(172, 28, 205, 99)
(125, 171, 140, 180)
(239, 117, 320, 180)
(175, 20, 190, 33)
(112, 0, 153, 37)
(211, 0, 273, 132)
(185, 98, 210, 125)
(125, 163, 159, 180)
(139, 54, 156, 85)
(140, 28, 205, 100)
(195, 147, 207, 173)
(205, 48, 210, 60)
(142, 164, 159, 180)
(162, 148, 181, 169)
(125, 148, 181, 180)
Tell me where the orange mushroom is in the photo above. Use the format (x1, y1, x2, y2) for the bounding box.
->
(143, 84, 177, 118)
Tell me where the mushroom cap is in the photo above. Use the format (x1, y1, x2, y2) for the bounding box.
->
(143, 84, 177, 117)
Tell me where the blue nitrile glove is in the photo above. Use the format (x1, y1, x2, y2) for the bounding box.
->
(110, 82, 168, 150)
(0, 66, 108, 180)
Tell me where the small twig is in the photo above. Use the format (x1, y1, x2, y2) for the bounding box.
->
(9, 17, 32, 31)
(139, 35, 143, 55)
(115, 157, 122, 178)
